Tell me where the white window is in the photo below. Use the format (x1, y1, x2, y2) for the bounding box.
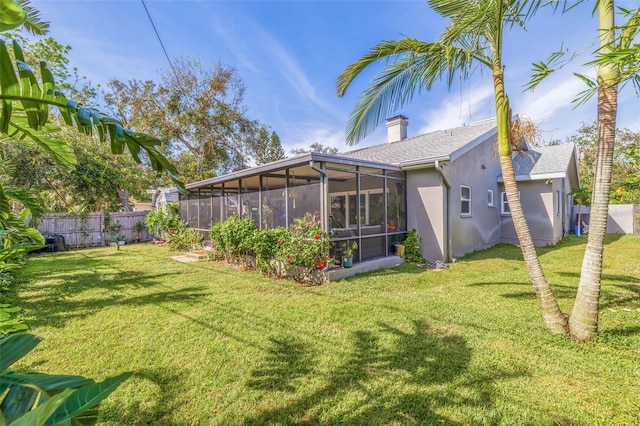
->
(556, 190, 561, 216)
(501, 191, 520, 215)
(487, 189, 494, 207)
(461, 186, 471, 216)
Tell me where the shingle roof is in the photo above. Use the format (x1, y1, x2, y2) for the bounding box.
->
(512, 143, 576, 178)
(342, 118, 497, 166)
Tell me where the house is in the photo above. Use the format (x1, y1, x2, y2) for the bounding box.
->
(151, 187, 180, 212)
(180, 116, 579, 263)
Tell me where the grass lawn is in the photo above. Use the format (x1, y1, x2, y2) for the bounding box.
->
(12, 234, 640, 425)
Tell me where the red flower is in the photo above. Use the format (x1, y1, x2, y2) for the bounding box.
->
(314, 234, 321, 240)
(323, 255, 328, 260)
(168, 230, 174, 235)
(276, 239, 283, 244)
(288, 256, 293, 263)
(317, 261, 325, 269)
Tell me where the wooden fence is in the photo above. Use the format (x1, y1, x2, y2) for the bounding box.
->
(37, 211, 152, 248)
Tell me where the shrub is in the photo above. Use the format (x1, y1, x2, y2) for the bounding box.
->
(209, 213, 330, 284)
(252, 227, 290, 274)
(209, 214, 258, 261)
(281, 214, 331, 280)
(145, 203, 183, 238)
(168, 225, 204, 252)
(403, 229, 427, 263)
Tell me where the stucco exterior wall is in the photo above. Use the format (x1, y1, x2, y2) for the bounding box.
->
(406, 170, 446, 261)
(500, 180, 560, 246)
(576, 204, 636, 234)
(442, 136, 502, 259)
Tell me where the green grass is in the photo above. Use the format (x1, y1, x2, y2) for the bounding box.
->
(13, 234, 640, 425)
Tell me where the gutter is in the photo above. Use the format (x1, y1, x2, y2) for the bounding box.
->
(434, 160, 452, 261)
(400, 155, 450, 170)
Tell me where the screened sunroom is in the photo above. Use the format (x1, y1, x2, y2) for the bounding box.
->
(179, 153, 406, 265)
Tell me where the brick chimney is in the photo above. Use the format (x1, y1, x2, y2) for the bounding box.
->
(385, 115, 408, 143)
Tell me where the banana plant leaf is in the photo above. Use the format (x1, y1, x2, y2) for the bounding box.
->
(44, 373, 132, 425)
(0, 38, 185, 191)
(0, 372, 94, 394)
(8, 388, 75, 426)
(0, 333, 40, 372)
(0, 334, 131, 425)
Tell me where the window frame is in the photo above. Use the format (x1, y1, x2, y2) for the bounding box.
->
(487, 189, 494, 207)
(501, 191, 520, 215)
(460, 185, 472, 217)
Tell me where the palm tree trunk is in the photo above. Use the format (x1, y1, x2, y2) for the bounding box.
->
(494, 71, 568, 334)
(568, 0, 619, 341)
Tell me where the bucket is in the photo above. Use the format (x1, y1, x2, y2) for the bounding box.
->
(394, 243, 405, 257)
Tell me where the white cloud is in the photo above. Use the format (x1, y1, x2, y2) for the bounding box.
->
(208, 14, 261, 74)
(417, 84, 495, 133)
(284, 125, 348, 154)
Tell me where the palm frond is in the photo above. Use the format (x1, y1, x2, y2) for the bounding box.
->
(14, 0, 49, 35)
(336, 38, 432, 97)
(343, 41, 481, 144)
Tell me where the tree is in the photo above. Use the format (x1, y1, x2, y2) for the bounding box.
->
(568, 2, 639, 340)
(531, 2, 639, 340)
(337, 0, 569, 334)
(290, 142, 339, 156)
(567, 121, 640, 204)
(250, 126, 286, 165)
(105, 57, 259, 181)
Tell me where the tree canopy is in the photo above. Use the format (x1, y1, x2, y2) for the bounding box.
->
(104, 57, 266, 183)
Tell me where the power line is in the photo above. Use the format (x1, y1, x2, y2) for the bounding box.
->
(141, 0, 178, 79)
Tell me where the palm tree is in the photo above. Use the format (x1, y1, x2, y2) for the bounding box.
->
(337, 0, 569, 334)
(568, 2, 639, 340)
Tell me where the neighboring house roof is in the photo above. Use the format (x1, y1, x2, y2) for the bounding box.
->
(508, 143, 578, 181)
(151, 187, 179, 208)
(343, 118, 497, 168)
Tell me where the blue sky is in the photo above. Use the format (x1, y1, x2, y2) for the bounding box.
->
(30, 0, 639, 153)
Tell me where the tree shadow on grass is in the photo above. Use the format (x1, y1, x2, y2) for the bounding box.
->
(244, 319, 524, 424)
(17, 276, 210, 329)
(248, 337, 315, 392)
(99, 367, 185, 426)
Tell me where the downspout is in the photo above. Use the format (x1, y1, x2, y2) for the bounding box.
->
(309, 160, 328, 232)
(435, 160, 452, 261)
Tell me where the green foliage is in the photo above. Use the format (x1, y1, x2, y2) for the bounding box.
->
(209, 214, 258, 260)
(167, 224, 203, 252)
(0, 38, 183, 190)
(145, 203, 182, 238)
(567, 122, 640, 204)
(251, 126, 286, 165)
(403, 229, 427, 264)
(0, 303, 27, 335)
(290, 142, 339, 156)
(251, 226, 289, 274)
(341, 240, 358, 258)
(0, 332, 130, 425)
(104, 57, 265, 181)
(284, 214, 331, 271)
(14, 236, 640, 424)
(210, 212, 330, 282)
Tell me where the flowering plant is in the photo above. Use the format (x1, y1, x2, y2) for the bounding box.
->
(282, 214, 331, 270)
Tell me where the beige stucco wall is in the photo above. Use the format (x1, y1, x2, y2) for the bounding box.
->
(577, 204, 635, 234)
(406, 170, 446, 261)
(500, 180, 561, 246)
(443, 136, 502, 259)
